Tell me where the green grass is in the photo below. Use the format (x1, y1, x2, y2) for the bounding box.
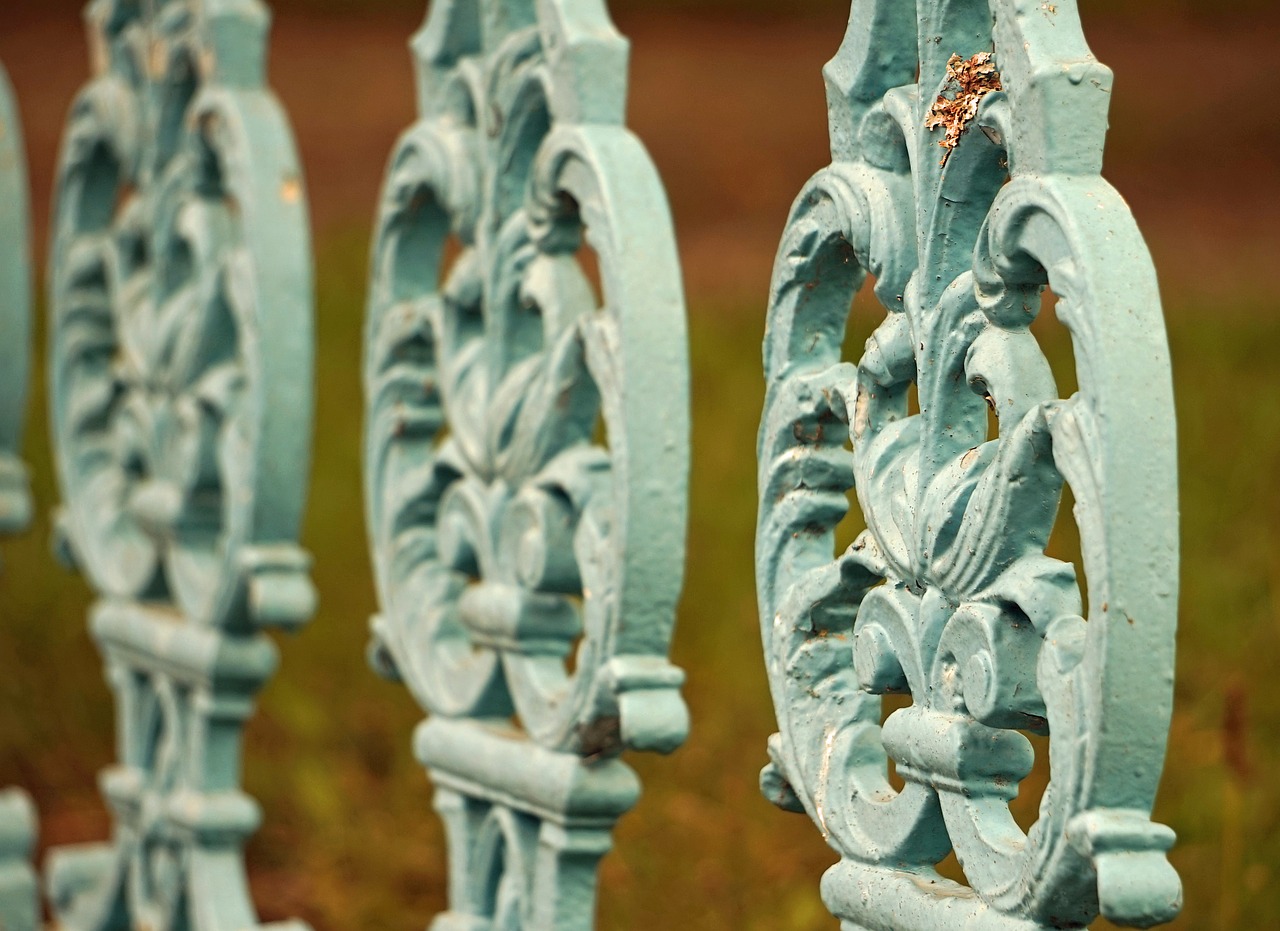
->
(1, 230, 1277, 930)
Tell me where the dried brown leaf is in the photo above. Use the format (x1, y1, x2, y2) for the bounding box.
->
(925, 51, 1003, 166)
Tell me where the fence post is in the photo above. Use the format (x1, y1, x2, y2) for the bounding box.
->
(42, 2, 315, 928)
(756, 2, 1181, 929)
(363, 2, 690, 927)
(0, 55, 31, 536)
(0, 51, 38, 931)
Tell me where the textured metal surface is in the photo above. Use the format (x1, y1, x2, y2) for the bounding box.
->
(43, 1, 315, 928)
(756, 2, 1181, 929)
(363, 1, 689, 927)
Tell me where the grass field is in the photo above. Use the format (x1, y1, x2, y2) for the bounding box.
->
(1, 4, 1278, 929)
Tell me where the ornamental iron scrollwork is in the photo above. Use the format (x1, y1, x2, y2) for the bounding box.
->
(44, 2, 315, 929)
(756, 3, 1181, 930)
(0, 53, 39, 931)
(364, 1, 690, 927)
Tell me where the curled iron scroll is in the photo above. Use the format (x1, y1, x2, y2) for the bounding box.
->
(50, 0, 315, 631)
(364, 0, 690, 759)
(364, 3, 690, 927)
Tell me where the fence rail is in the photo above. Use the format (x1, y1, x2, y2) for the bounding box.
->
(0, 2, 1180, 930)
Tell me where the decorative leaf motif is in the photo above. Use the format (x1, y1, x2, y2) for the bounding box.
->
(757, 2, 1181, 929)
(363, 1, 689, 928)
(366, 1, 688, 754)
(51, 0, 314, 628)
(42, 3, 316, 930)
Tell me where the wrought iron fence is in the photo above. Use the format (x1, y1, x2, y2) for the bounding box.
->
(756, 3, 1179, 929)
(362, 0, 689, 927)
(0, 1, 1180, 930)
(19, 1, 315, 928)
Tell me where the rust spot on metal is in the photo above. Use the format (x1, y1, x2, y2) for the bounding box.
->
(793, 421, 825, 444)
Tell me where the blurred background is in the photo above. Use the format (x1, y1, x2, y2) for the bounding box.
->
(1, 1, 1277, 929)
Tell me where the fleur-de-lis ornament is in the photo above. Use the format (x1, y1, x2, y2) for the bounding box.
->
(44, 2, 315, 928)
(756, 2, 1182, 929)
(364, 0, 689, 926)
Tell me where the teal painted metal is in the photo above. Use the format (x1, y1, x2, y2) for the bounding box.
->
(43, 2, 315, 928)
(364, 1, 690, 927)
(0, 52, 39, 931)
(0, 57, 32, 534)
(756, 3, 1181, 930)
(0, 790, 38, 931)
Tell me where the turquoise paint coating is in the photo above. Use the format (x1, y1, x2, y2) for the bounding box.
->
(0, 59, 32, 534)
(0, 790, 39, 931)
(0, 53, 39, 931)
(43, 2, 315, 928)
(756, 2, 1181, 930)
(364, 1, 690, 927)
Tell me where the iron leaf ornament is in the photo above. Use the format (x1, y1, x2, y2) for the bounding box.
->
(44, 1, 315, 929)
(756, 2, 1182, 929)
(364, 0, 690, 927)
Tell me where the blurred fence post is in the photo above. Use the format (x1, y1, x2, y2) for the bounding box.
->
(363, 1, 691, 927)
(0, 55, 31, 535)
(41, 1, 315, 928)
(755, 2, 1182, 929)
(0, 789, 38, 931)
(0, 51, 38, 931)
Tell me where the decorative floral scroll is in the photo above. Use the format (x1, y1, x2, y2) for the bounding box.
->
(756, 2, 1181, 929)
(44, 2, 315, 929)
(364, 0, 689, 926)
